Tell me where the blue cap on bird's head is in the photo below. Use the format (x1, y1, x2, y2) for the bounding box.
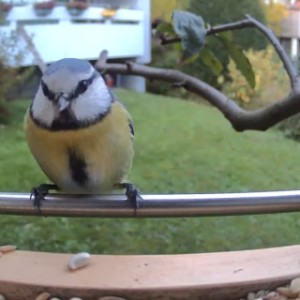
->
(44, 58, 93, 76)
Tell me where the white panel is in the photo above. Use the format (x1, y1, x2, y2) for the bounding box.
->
(7, 6, 144, 22)
(22, 22, 144, 63)
(1, 0, 151, 66)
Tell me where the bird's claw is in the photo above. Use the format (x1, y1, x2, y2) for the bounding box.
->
(121, 183, 143, 214)
(30, 184, 58, 213)
(30, 187, 46, 213)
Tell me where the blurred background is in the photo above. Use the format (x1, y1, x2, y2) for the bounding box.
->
(0, 0, 300, 255)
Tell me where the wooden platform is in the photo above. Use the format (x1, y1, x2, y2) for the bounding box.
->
(0, 245, 300, 300)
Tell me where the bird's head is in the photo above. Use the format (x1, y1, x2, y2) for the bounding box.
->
(31, 58, 112, 130)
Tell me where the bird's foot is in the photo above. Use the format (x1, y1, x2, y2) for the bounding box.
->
(119, 183, 143, 215)
(30, 184, 58, 213)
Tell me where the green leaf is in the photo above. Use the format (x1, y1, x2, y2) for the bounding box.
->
(218, 31, 233, 42)
(172, 10, 206, 59)
(180, 53, 199, 65)
(156, 22, 175, 35)
(199, 47, 223, 76)
(218, 35, 255, 88)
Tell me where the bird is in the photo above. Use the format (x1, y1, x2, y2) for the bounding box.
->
(24, 58, 141, 212)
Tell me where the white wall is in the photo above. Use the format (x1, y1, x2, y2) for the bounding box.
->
(1, 0, 151, 66)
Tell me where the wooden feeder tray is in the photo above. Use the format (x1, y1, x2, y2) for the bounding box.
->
(0, 245, 299, 299)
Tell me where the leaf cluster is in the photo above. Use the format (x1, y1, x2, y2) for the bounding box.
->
(220, 46, 289, 107)
(157, 11, 256, 89)
(0, 29, 30, 123)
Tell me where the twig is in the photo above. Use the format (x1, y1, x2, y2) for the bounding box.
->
(95, 56, 300, 131)
(95, 16, 300, 132)
(160, 15, 300, 91)
(245, 14, 300, 91)
(206, 19, 254, 35)
(160, 19, 255, 45)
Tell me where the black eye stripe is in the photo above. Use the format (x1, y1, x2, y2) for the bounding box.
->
(40, 71, 99, 102)
(41, 80, 55, 101)
(72, 71, 99, 99)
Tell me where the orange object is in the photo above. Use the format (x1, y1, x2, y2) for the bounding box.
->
(101, 9, 117, 17)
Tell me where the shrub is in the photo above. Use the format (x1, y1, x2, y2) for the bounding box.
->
(147, 39, 190, 99)
(277, 114, 300, 141)
(0, 29, 27, 123)
(220, 46, 289, 109)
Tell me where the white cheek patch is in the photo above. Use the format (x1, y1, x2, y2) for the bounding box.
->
(31, 87, 57, 126)
(71, 77, 112, 122)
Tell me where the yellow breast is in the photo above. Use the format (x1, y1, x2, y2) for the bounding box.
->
(24, 102, 134, 193)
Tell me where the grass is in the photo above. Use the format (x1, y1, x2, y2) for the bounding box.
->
(1, 89, 300, 254)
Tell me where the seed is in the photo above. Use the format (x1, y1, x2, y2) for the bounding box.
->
(69, 298, 83, 300)
(0, 294, 6, 300)
(0, 245, 16, 253)
(291, 278, 300, 294)
(35, 292, 51, 300)
(247, 292, 256, 300)
(68, 252, 90, 271)
(277, 286, 297, 298)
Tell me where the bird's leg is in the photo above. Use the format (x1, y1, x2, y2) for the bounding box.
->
(30, 184, 59, 213)
(117, 182, 143, 214)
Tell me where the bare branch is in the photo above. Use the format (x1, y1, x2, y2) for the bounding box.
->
(96, 49, 108, 73)
(95, 16, 300, 132)
(160, 19, 255, 45)
(245, 15, 300, 91)
(160, 16, 300, 91)
(206, 19, 254, 35)
(96, 54, 300, 132)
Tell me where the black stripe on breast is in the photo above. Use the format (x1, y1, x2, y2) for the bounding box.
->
(68, 149, 88, 186)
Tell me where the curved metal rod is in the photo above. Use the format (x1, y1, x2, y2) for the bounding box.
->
(1, 191, 300, 217)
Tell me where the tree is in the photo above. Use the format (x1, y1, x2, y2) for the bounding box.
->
(0, 29, 24, 123)
(189, 0, 267, 50)
(183, 0, 268, 87)
(261, 0, 287, 35)
(96, 13, 300, 132)
(151, 0, 189, 21)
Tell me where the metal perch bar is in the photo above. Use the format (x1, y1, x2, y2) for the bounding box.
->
(1, 190, 300, 217)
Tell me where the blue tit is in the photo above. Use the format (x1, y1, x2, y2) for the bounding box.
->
(24, 58, 141, 211)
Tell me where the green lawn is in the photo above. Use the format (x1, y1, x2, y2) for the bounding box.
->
(1, 89, 300, 254)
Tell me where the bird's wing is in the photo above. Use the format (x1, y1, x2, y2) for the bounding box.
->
(128, 117, 135, 139)
(109, 89, 135, 139)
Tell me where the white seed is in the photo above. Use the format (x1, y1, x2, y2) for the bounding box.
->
(69, 298, 83, 300)
(277, 286, 297, 298)
(247, 292, 256, 300)
(0, 294, 6, 300)
(0, 245, 16, 253)
(35, 292, 51, 300)
(68, 252, 90, 271)
(49, 298, 62, 300)
(291, 278, 300, 294)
